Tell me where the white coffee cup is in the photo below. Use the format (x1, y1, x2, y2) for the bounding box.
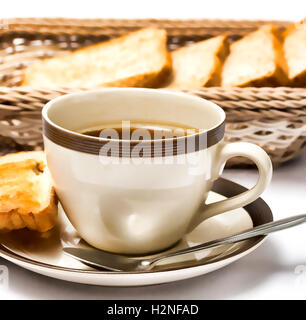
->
(42, 88, 272, 254)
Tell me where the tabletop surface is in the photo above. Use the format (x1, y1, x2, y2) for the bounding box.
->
(1, 0, 306, 300)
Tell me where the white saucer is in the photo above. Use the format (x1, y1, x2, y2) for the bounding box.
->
(0, 178, 273, 286)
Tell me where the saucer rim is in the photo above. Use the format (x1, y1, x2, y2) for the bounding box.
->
(0, 178, 273, 276)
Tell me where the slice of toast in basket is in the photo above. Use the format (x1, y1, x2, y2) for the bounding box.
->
(221, 25, 288, 87)
(0, 151, 57, 232)
(167, 35, 228, 88)
(282, 20, 306, 87)
(21, 28, 172, 88)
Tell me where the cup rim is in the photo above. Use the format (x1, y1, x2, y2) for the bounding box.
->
(42, 88, 226, 157)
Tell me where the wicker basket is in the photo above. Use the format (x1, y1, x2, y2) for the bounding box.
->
(0, 18, 305, 167)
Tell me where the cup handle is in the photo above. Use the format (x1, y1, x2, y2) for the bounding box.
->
(188, 142, 273, 231)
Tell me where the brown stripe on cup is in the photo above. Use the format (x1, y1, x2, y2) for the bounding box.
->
(42, 119, 225, 157)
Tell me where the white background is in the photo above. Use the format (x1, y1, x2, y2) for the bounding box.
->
(1, 0, 306, 300)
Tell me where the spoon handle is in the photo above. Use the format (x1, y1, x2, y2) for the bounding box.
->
(149, 214, 306, 266)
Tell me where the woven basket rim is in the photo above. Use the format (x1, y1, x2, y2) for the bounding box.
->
(0, 17, 293, 35)
(3, 17, 293, 23)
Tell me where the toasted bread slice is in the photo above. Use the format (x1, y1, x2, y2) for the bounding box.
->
(0, 151, 57, 232)
(167, 35, 228, 88)
(221, 25, 288, 87)
(21, 28, 172, 88)
(283, 20, 306, 87)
